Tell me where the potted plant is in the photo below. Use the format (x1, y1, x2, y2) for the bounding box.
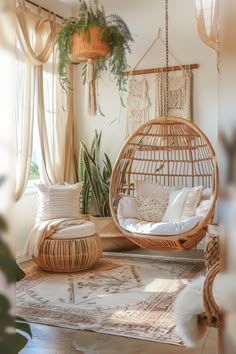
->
(55, 0, 134, 114)
(79, 131, 136, 251)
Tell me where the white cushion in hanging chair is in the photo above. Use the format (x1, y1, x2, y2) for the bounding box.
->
(118, 215, 203, 236)
(117, 189, 213, 236)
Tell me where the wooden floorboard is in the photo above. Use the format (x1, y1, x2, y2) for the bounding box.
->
(21, 322, 218, 354)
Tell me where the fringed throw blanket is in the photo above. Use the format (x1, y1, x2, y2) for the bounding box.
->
(24, 218, 84, 257)
(126, 76, 150, 137)
(155, 70, 192, 120)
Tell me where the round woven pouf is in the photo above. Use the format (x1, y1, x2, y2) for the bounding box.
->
(33, 233, 103, 273)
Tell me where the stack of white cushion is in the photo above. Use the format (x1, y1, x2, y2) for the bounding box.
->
(35, 182, 96, 240)
(117, 181, 212, 236)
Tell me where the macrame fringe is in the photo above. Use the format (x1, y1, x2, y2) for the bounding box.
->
(126, 77, 150, 137)
(86, 58, 97, 116)
(155, 70, 192, 120)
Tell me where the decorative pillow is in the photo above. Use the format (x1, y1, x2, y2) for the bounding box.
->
(135, 180, 175, 199)
(36, 183, 83, 221)
(137, 195, 169, 222)
(117, 196, 138, 219)
(162, 186, 203, 223)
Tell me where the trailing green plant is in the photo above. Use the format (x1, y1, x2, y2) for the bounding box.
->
(0, 176, 32, 353)
(79, 130, 112, 217)
(55, 0, 134, 96)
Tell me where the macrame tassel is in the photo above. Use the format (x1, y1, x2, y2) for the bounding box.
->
(126, 77, 150, 137)
(86, 58, 97, 116)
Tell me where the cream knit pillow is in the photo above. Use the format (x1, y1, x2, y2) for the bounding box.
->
(36, 183, 83, 221)
(162, 186, 203, 223)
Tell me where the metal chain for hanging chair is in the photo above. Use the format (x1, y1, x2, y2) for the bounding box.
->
(165, 0, 169, 116)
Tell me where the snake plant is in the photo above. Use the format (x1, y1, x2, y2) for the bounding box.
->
(79, 131, 112, 217)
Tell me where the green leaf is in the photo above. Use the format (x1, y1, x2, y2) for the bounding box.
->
(15, 317, 32, 352)
(79, 131, 113, 217)
(16, 320, 32, 339)
(0, 175, 6, 186)
(16, 332, 29, 353)
(16, 264, 26, 282)
(0, 239, 21, 283)
(0, 215, 7, 231)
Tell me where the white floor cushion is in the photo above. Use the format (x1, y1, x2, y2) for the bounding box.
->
(50, 221, 96, 240)
(118, 216, 202, 236)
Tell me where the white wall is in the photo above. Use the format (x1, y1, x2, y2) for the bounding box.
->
(75, 0, 218, 164)
(28, 0, 72, 18)
(15, 0, 73, 260)
(15, 0, 218, 258)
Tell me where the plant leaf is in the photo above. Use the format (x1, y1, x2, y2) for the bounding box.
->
(0, 215, 7, 231)
(16, 332, 29, 353)
(0, 239, 21, 283)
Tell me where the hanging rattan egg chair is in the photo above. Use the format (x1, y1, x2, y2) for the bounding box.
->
(109, 116, 218, 252)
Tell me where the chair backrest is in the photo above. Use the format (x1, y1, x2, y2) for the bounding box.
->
(110, 116, 218, 214)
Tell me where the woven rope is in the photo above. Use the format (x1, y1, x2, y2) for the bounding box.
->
(155, 70, 192, 119)
(205, 235, 219, 272)
(33, 234, 102, 272)
(203, 262, 219, 328)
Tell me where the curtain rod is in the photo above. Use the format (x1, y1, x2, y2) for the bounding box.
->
(25, 0, 65, 20)
(123, 64, 199, 76)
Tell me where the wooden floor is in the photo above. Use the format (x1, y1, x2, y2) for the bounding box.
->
(19, 252, 217, 354)
(21, 322, 218, 354)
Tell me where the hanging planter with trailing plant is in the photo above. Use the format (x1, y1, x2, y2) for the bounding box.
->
(55, 0, 134, 115)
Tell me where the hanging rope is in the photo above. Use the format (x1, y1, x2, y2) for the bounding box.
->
(129, 28, 161, 75)
(165, 0, 169, 116)
(86, 58, 97, 116)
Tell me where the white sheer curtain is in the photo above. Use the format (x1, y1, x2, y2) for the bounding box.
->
(195, 0, 219, 53)
(16, 2, 76, 200)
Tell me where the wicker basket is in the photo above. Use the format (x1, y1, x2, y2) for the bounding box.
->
(33, 234, 102, 273)
(71, 27, 112, 62)
(89, 215, 137, 251)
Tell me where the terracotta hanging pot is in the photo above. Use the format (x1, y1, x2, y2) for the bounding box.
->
(70, 27, 112, 62)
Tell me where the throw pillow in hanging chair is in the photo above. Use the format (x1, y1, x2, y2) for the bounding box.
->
(137, 195, 169, 223)
(162, 186, 203, 223)
(135, 180, 176, 199)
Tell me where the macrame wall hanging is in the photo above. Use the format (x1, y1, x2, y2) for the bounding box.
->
(123, 21, 199, 128)
(155, 69, 193, 120)
(126, 76, 150, 136)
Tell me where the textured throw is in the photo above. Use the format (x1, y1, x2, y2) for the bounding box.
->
(24, 218, 85, 257)
(16, 255, 204, 345)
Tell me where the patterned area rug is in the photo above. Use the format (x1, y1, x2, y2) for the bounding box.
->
(16, 255, 204, 345)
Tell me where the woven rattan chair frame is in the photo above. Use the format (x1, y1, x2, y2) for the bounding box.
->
(109, 116, 219, 251)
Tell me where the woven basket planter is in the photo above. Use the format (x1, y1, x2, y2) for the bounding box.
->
(89, 215, 137, 251)
(33, 233, 102, 273)
(71, 27, 112, 62)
